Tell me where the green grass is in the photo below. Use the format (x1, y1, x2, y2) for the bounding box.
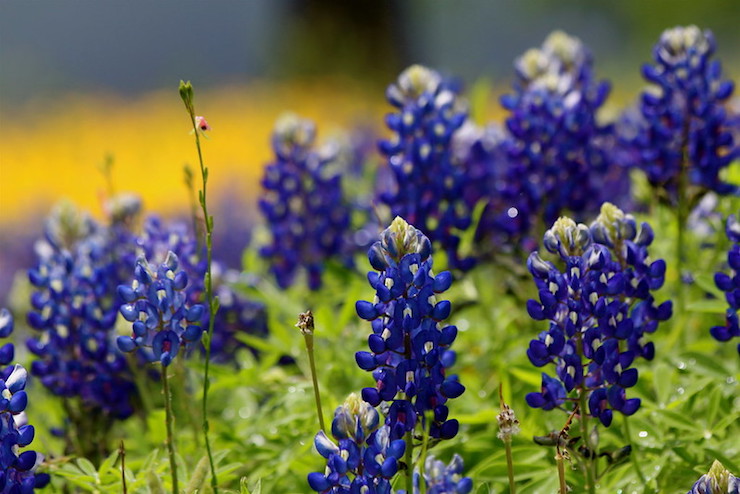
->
(13, 178, 740, 493)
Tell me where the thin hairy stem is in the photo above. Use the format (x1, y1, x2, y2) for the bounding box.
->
(297, 311, 326, 431)
(404, 429, 414, 494)
(505, 437, 516, 493)
(578, 390, 596, 494)
(162, 368, 179, 494)
(120, 440, 127, 494)
(556, 451, 567, 494)
(179, 81, 219, 493)
(418, 411, 432, 494)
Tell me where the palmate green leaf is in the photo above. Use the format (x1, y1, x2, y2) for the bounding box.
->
(53, 468, 97, 484)
(240, 477, 261, 494)
(96, 449, 120, 478)
(75, 458, 98, 479)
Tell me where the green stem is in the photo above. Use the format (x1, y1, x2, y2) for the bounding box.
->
(578, 390, 596, 494)
(404, 429, 414, 494)
(623, 415, 647, 486)
(162, 367, 179, 494)
(303, 332, 325, 431)
(418, 417, 430, 494)
(183, 164, 203, 251)
(120, 440, 128, 494)
(556, 451, 567, 494)
(505, 437, 516, 494)
(180, 81, 219, 493)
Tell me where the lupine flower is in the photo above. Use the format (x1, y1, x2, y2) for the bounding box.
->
(0, 309, 51, 492)
(711, 215, 740, 354)
(525, 203, 672, 426)
(499, 31, 625, 242)
(378, 65, 475, 271)
(117, 252, 204, 367)
(687, 460, 739, 494)
(405, 455, 473, 494)
(355, 217, 464, 440)
(450, 121, 532, 255)
(137, 215, 267, 363)
(26, 204, 136, 419)
(137, 216, 205, 285)
(619, 25, 738, 203)
(209, 268, 268, 363)
(259, 113, 353, 290)
(308, 393, 404, 493)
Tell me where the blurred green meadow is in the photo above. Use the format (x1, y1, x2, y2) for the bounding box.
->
(1, 3, 739, 494)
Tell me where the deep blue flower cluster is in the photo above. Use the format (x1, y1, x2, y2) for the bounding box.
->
(137, 215, 267, 363)
(406, 455, 473, 494)
(687, 460, 739, 494)
(209, 268, 268, 363)
(525, 203, 672, 426)
(355, 217, 464, 441)
(711, 215, 740, 354)
(259, 113, 353, 290)
(619, 25, 738, 201)
(26, 203, 136, 419)
(449, 121, 529, 254)
(498, 31, 623, 239)
(117, 252, 204, 367)
(378, 65, 475, 271)
(137, 216, 204, 282)
(308, 393, 405, 493)
(0, 309, 50, 492)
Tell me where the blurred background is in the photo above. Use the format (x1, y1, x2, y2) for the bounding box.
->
(1, 0, 739, 304)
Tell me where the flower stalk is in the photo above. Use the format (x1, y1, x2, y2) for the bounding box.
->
(296, 310, 325, 431)
(557, 404, 579, 494)
(179, 80, 220, 493)
(497, 385, 519, 494)
(556, 452, 567, 494)
(120, 440, 127, 494)
(162, 367, 179, 494)
(577, 378, 596, 494)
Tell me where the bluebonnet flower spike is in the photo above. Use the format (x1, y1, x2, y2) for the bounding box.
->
(356, 217, 464, 440)
(259, 113, 353, 290)
(711, 214, 740, 354)
(525, 203, 672, 425)
(687, 460, 739, 494)
(379, 65, 476, 270)
(1, 309, 51, 491)
(498, 30, 626, 247)
(26, 203, 136, 420)
(308, 393, 403, 493)
(117, 252, 204, 367)
(619, 26, 738, 202)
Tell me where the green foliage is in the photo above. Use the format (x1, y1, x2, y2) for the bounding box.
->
(13, 167, 740, 493)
